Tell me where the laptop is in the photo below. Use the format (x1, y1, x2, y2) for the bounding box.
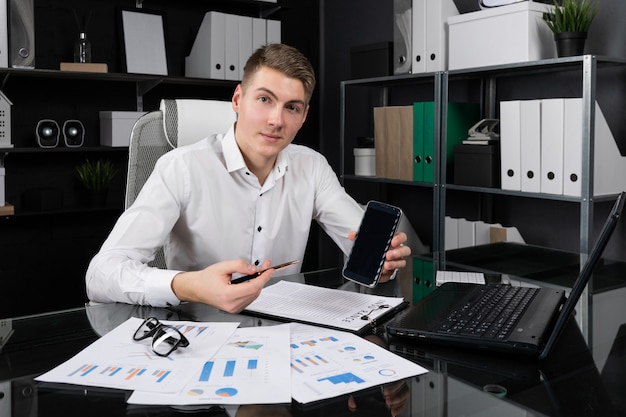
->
(386, 192, 625, 359)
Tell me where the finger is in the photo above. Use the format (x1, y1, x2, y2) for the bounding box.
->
(348, 231, 357, 242)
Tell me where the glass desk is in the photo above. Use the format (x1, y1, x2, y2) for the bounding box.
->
(0, 269, 625, 416)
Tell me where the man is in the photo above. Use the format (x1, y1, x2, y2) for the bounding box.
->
(86, 44, 411, 313)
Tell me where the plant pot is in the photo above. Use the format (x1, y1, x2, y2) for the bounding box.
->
(554, 31, 587, 58)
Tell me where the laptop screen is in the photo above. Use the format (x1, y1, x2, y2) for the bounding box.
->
(540, 192, 625, 359)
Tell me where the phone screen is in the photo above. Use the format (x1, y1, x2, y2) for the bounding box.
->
(342, 201, 402, 287)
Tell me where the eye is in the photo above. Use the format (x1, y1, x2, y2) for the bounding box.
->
(286, 104, 302, 113)
(258, 96, 269, 104)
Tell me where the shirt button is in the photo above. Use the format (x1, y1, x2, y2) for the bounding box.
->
(254, 260, 260, 266)
(257, 226, 262, 232)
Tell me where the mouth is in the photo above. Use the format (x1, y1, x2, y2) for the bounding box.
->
(261, 132, 281, 142)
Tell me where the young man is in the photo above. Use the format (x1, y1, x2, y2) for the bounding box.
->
(86, 44, 411, 313)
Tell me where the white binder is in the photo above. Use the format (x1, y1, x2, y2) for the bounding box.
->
(238, 16, 253, 80)
(445, 217, 459, 250)
(224, 13, 239, 81)
(412, 0, 459, 74)
(500, 100, 522, 191)
(411, 0, 426, 73)
(562, 98, 583, 197)
(267, 19, 281, 44)
(252, 18, 267, 52)
(0, 0, 7, 68)
(185, 11, 226, 79)
(540, 98, 565, 195)
(520, 99, 541, 193)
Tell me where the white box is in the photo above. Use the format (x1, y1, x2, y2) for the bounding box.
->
(448, 1, 556, 70)
(99, 111, 146, 147)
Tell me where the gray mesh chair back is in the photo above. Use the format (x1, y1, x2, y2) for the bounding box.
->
(125, 99, 236, 269)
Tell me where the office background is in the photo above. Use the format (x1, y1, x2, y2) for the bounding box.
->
(1, 0, 625, 318)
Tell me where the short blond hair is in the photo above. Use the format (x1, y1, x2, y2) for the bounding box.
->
(242, 43, 316, 104)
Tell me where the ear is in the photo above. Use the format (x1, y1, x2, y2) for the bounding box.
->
(232, 84, 243, 113)
(301, 104, 310, 126)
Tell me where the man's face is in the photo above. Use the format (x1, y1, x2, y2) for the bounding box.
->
(231, 66, 309, 163)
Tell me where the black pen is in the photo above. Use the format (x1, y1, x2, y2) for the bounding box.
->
(230, 260, 300, 284)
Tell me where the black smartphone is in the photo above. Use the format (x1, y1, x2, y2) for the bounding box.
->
(342, 201, 402, 288)
(230, 260, 300, 284)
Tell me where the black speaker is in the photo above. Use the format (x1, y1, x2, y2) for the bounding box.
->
(36, 120, 59, 148)
(62, 120, 84, 147)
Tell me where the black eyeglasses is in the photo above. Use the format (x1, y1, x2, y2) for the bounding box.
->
(132, 317, 190, 357)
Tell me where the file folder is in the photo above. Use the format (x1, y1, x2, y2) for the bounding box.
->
(412, 258, 434, 303)
(0, 0, 7, 68)
(520, 99, 541, 193)
(252, 18, 266, 52)
(185, 11, 226, 79)
(411, 0, 426, 74)
(540, 98, 565, 195)
(562, 98, 583, 197)
(238, 16, 253, 80)
(267, 19, 281, 44)
(374, 106, 414, 181)
(500, 100, 522, 191)
(444, 102, 480, 182)
(411, 0, 459, 73)
(425, 0, 459, 72)
(412, 102, 426, 182)
(224, 13, 239, 81)
(422, 102, 436, 182)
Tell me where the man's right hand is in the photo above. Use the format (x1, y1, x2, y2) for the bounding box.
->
(171, 259, 274, 313)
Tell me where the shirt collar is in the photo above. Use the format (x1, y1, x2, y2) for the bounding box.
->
(221, 125, 289, 180)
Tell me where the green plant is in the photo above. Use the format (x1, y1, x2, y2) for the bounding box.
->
(76, 158, 118, 191)
(543, 0, 598, 33)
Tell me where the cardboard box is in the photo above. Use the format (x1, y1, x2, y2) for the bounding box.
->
(99, 111, 146, 147)
(448, 1, 556, 70)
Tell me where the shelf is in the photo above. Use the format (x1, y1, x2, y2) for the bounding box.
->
(430, 242, 626, 294)
(0, 68, 239, 90)
(0, 146, 129, 154)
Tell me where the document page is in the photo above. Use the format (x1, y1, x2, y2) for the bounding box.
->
(35, 317, 239, 393)
(243, 281, 406, 332)
(289, 323, 428, 404)
(128, 323, 292, 405)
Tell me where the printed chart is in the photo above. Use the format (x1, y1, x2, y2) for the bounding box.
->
(128, 323, 292, 405)
(36, 317, 239, 393)
(289, 323, 428, 404)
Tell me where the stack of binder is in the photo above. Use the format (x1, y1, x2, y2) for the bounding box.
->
(373, 102, 479, 183)
(500, 98, 626, 197)
(186, 11, 281, 81)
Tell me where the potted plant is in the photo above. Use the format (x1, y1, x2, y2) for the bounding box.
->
(543, 0, 598, 57)
(76, 158, 118, 207)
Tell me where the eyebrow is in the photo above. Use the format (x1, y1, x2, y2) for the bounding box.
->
(256, 87, 307, 108)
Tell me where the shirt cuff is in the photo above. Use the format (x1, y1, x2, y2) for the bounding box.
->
(145, 269, 184, 307)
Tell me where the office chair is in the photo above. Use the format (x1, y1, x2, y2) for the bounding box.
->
(125, 99, 237, 268)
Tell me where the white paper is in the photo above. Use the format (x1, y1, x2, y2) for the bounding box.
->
(244, 280, 406, 332)
(128, 324, 292, 405)
(289, 323, 428, 404)
(35, 317, 239, 393)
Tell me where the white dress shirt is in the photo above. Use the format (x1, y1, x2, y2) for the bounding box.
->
(86, 126, 364, 307)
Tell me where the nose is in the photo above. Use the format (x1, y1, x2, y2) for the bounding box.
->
(267, 105, 283, 127)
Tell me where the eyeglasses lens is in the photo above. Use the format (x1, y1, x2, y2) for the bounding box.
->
(152, 326, 183, 356)
(133, 317, 160, 341)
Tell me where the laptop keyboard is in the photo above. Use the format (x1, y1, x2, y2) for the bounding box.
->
(435, 285, 539, 340)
